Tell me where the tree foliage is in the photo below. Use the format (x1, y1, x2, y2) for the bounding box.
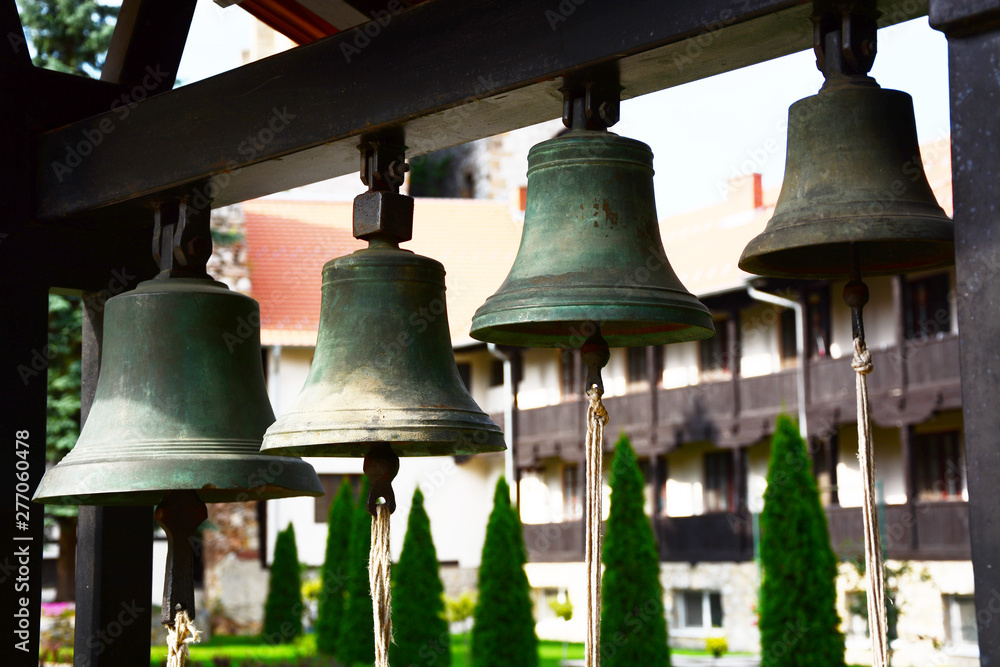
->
(263, 523, 303, 643)
(18, 0, 118, 75)
(470, 477, 538, 667)
(315, 481, 355, 655)
(759, 415, 845, 667)
(391, 487, 450, 667)
(338, 477, 374, 666)
(600, 434, 670, 667)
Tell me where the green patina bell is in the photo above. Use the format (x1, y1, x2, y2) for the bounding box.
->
(739, 8, 953, 280)
(470, 128, 714, 348)
(261, 190, 506, 458)
(33, 276, 324, 506)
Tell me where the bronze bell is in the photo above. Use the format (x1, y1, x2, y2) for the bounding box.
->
(261, 189, 506, 458)
(470, 127, 714, 348)
(739, 10, 953, 279)
(33, 276, 324, 506)
(34, 202, 323, 507)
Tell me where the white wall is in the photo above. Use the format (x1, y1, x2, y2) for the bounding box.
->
(664, 442, 713, 517)
(745, 440, 769, 514)
(739, 302, 783, 378)
(517, 348, 561, 408)
(663, 341, 699, 388)
(836, 423, 906, 507)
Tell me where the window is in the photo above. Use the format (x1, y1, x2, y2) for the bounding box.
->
(806, 290, 831, 359)
(656, 454, 668, 516)
(780, 308, 798, 366)
(675, 590, 723, 631)
(563, 463, 582, 520)
(945, 595, 978, 647)
(704, 451, 734, 513)
(903, 273, 951, 340)
(915, 431, 964, 500)
(560, 349, 580, 399)
(699, 320, 730, 375)
(489, 359, 505, 387)
(456, 362, 472, 391)
(315, 474, 362, 522)
(627, 347, 648, 386)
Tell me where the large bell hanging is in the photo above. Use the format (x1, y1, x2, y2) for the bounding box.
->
(34, 277, 324, 506)
(261, 230, 506, 458)
(470, 129, 714, 348)
(739, 80, 953, 279)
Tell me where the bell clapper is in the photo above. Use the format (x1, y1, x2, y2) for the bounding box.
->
(364, 442, 400, 516)
(580, 328, 610, 395)
(154, 490, 209, 627)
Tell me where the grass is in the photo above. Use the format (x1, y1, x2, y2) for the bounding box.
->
(136, 633, 866, 666)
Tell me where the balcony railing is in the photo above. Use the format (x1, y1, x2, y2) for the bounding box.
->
(516, 335, 961, 466)
(522, 500, 970, 563)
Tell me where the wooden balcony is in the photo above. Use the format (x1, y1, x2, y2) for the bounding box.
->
(522, 500, 970, 564)
(515, 335, 961, 466)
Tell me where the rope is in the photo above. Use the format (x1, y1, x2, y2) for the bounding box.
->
(852, 337, 888, 667)
(370, 503, 393, 667)
(165, 609, 201, 667)
(585, 384, 609, 667)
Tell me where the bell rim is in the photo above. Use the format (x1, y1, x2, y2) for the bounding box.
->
(261, 427, 506, 458)
(471, 299, 716, 348)
(739, 214, 955, 279)
(32, 454, 324, 506)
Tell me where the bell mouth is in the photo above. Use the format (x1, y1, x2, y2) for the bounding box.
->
(32, 452, 324, 506)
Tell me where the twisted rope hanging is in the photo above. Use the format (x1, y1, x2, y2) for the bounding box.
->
(370, 504, 394, 667)
(581, 331, 610, 667)
(852, 337, 888, 667)
(165, 610, 200, 667)
(585, 384, 609, 667)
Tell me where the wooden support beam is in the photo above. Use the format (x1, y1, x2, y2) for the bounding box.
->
(930, 1, 1000, 662)
(33, 0, 928, 223)
(101, 0, 197, 91)
(0, 0, 29, 64)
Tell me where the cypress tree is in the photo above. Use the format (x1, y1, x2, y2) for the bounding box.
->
(391, 488, 451, 667)
(337, 477, 374, 666)
(316, 481, 355, 655)
(600, 434, 670, 667)
(759, 414, 845, 667)
(263, 523, 303, 643)
(471, 478, 538, 667)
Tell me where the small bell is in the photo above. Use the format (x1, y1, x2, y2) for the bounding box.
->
(739, 7, 953, 280)
(261, 145, 505, 459)
(470, 87, 714, 348)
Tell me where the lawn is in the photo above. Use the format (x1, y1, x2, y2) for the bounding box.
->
(142, 634, 866, 667)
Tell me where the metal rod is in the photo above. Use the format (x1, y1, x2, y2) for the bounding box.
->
(154, 490, 208, 625)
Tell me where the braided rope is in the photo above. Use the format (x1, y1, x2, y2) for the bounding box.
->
(585, 385, 609, 667)
(852, 337, 888, 667)
(370, 504, 393, 667)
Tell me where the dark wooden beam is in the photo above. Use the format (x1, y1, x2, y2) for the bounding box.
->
(0, 0, 30, 64)
(0, 60, 127, 131)
(930, 1, 1000, 663)
(33, 0, 928, 223)
(101, 0, 197, 90)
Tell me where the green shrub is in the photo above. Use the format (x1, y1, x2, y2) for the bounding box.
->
(391, 487, 450, 667)
(706, 636, 728, 658)
(759, 415, 845, 667)
(470, 478, 538, 667)
(315, 481, 354, 655)
(600, 434, 670, 667)
(337, 478, 374, 666)
(263, 523, 303, 644)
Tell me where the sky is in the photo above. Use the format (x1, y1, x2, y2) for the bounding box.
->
(174, 1, 951, 218)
